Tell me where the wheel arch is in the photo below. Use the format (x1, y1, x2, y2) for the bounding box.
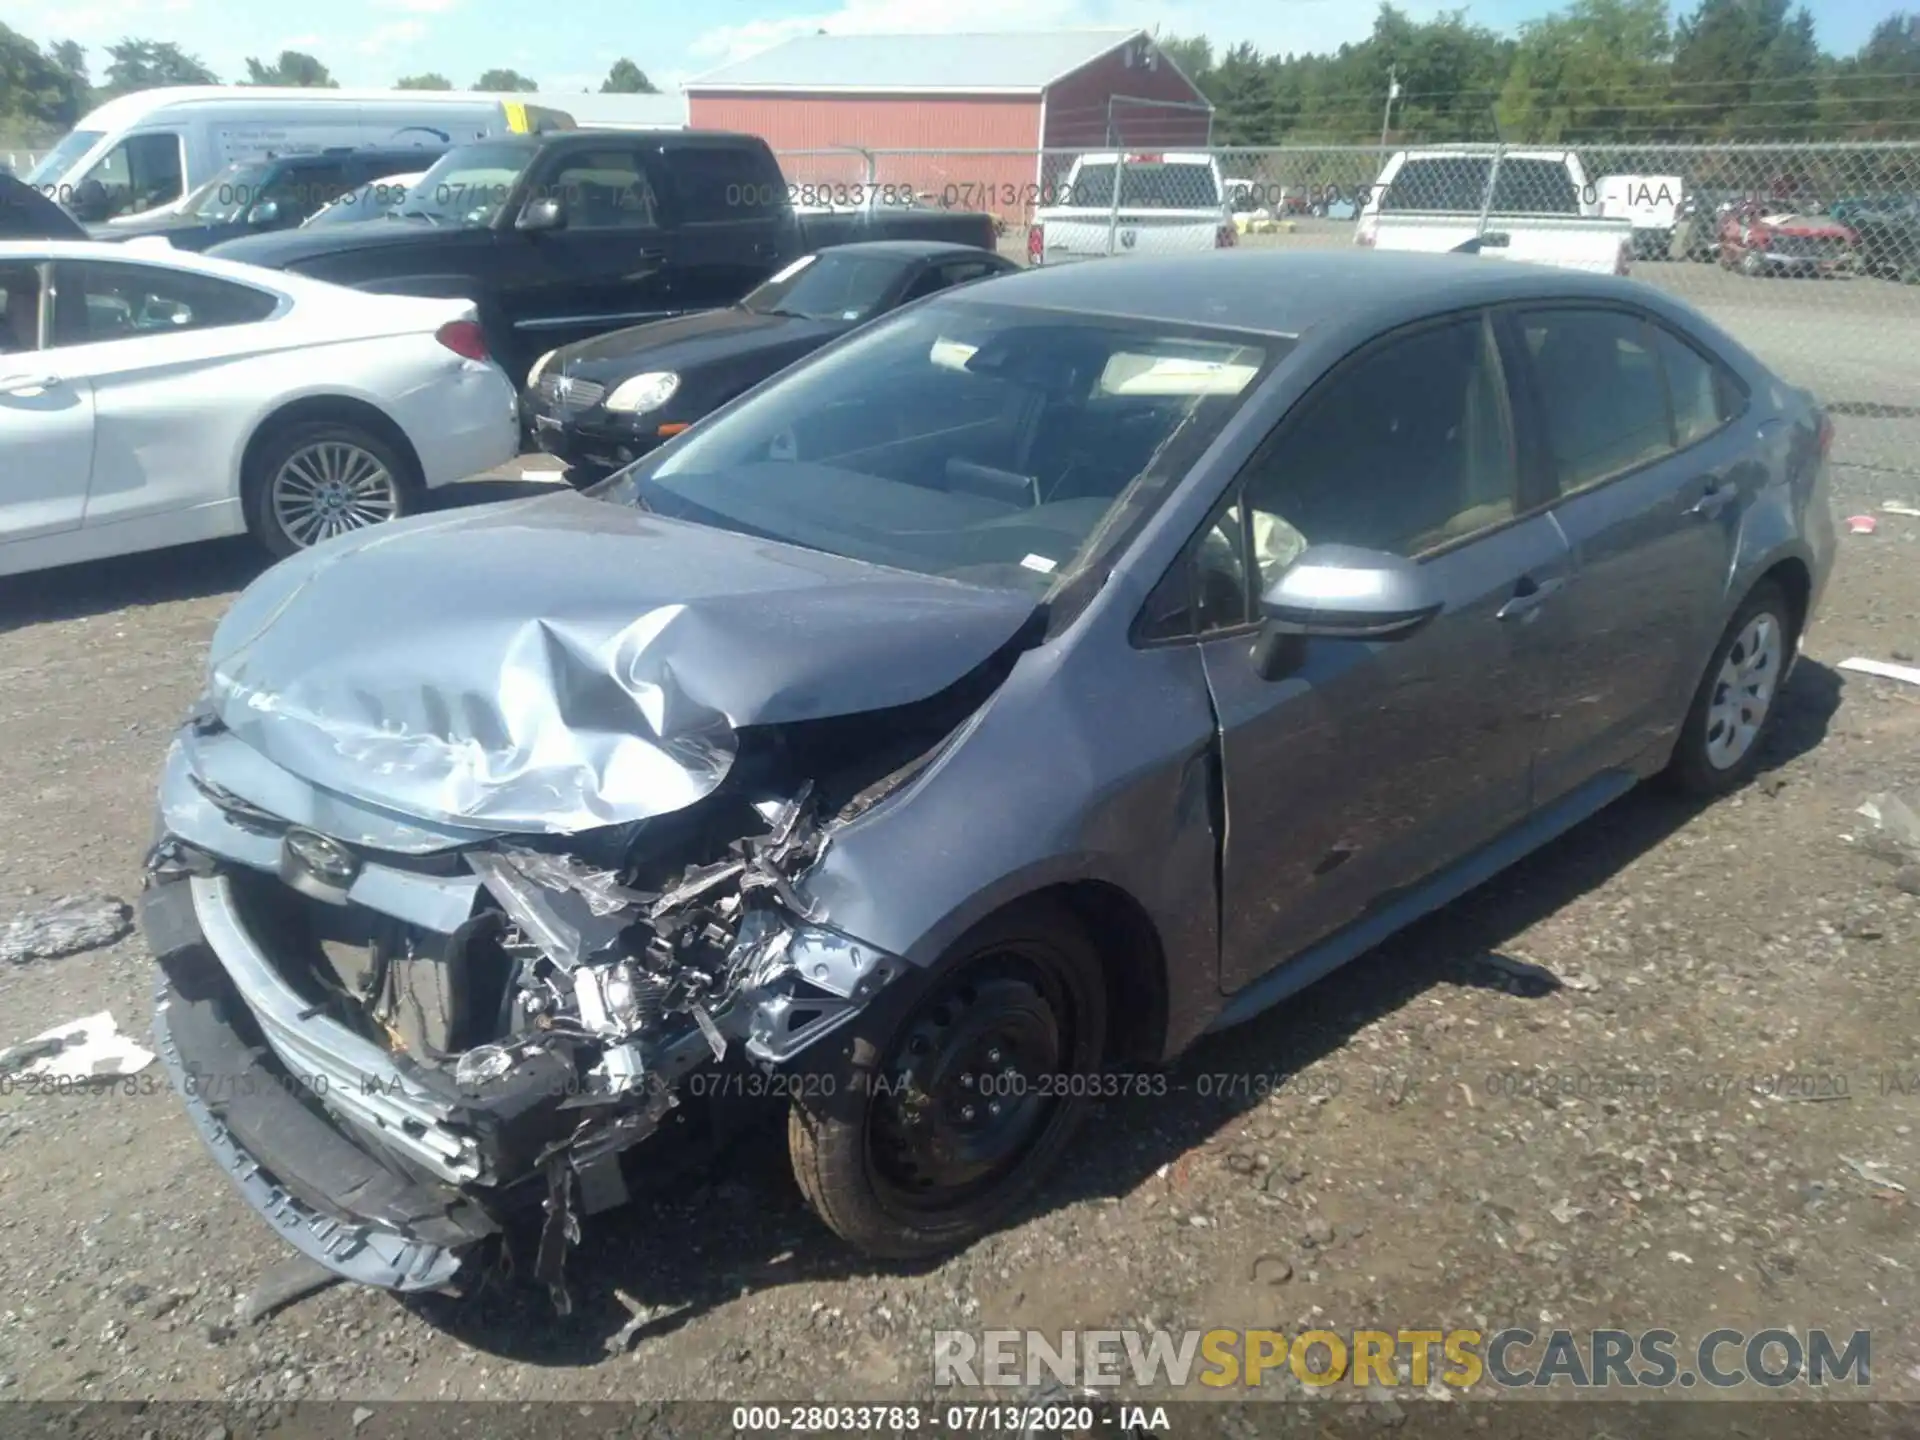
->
(240, 394, 427, 498)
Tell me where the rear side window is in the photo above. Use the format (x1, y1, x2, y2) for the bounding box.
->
(1649, 323, 1741, 446)
(1520, 309, 1673, 493)
(1382, 157, 1580, 214)
(49, 261, 278, 347)
(0, 262, 43, 353)
(1067, 162, 1221, 210)
(660, 145, 785, 223)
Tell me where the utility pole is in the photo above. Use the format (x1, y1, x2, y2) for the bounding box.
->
(1379, 65, 1400, 147)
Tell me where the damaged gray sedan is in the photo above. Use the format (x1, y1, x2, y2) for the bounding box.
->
(141, 251, 1834, 1307)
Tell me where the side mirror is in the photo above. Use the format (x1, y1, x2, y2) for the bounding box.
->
(248, 199, 281, 228)
(516, 196, 564, 232)
(1251, 544, 1441, 679)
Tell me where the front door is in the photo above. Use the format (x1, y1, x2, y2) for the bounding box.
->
(499, 142, 679, 376)
(0, 260, 93, 546)
(1189, 312, 1573, 992)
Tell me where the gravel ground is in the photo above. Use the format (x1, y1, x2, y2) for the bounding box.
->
(0, 363, 1917, 1406)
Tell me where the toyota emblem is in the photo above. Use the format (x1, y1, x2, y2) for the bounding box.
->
(1120, 229, 1138, 249)
(555, 374, 575, 400)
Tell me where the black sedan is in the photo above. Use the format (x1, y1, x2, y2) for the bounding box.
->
(521, 240, 1018, 479)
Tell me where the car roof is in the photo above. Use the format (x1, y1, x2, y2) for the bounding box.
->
(958, 250, 1674, 339)
(0, 238, 311, 292)
(808, 240, 1009, 262)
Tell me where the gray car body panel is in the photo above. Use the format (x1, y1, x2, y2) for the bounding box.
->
(176, 247, 1835, 1065)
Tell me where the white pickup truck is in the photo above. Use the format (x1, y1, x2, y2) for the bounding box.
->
(1029, 152, 1234, 266)
(1355, 148, 1635, 276)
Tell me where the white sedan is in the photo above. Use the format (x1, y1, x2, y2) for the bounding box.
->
(0, 240, 519, 576)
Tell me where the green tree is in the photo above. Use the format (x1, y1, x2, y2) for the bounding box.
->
(395, 73, 453, 90)
(1822, 12, 1920, 136)
(101, 38, 217, 95)
(1157, 33, 1213, 83)
(244, 50, 337, 87)
(474, 68, 537, 92)
(1498, 0, 1671, 140)
(0, 23, 91, 126)
(600, 58, 658, 93)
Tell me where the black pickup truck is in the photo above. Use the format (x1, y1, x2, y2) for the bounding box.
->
(209, 130, 998, 381)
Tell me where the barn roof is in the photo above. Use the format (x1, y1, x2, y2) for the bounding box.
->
(684, 28, 1152, 94)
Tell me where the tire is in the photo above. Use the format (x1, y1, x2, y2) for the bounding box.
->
(1663, 580, 1796, 797)
(243, 419, 417, 561)
(787, 900, 1107, 1260)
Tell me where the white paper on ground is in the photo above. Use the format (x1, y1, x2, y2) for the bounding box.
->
(1839, 657, 1920, 687)
(16, 1010, 155, 1079)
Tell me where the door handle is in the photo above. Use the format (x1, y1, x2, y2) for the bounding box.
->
(634, 248, 665, 263)
(1686, 483, 1736, 519)
(1496, 574, 1565, 622)
(0, 374, 61, 394)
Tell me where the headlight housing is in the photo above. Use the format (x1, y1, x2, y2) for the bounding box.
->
(603, 371, 679, 415)
(527, 348, 558, 386)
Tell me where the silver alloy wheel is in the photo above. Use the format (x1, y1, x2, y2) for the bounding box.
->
(270, 440, 400, 548)
(1704, 611, 1782, 770)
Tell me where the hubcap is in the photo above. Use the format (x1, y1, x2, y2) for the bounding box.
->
(868, 963, 1064, 1211)
(1705, 611, 1782, 770)
(271, 441, 399, 547)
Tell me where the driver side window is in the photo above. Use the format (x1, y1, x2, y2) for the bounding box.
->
(1139, 313, 1517, 642)
(78, 133, 184, 220)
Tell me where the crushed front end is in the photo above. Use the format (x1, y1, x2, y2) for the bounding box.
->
(143, 719, 908, 1309)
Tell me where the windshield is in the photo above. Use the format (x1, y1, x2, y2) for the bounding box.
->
(395, 143, 530, 226)
(23, 131, 102, 187)
(741, 252, 910, 322)
(180, 162, 275, 222)
(307, 175, 417, 228)
(596, 300, 1276, 596)
(1068, 162, 1221, 210)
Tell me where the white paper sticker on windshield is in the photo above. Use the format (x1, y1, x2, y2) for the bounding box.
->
(763, 254, 817, 286)
(929, 338, 979, 370)
(1021, 554, 1058, 574)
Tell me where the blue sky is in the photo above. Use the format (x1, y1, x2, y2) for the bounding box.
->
(4, 0, 1897, 96)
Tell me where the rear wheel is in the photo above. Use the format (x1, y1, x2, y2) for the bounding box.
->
(244, 420, 415, 559)
(787, 902, 1106, 1259)
(1664, 580, 1795, 796)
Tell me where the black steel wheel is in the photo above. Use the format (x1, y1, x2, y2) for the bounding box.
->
(788, 900, 1106, 1259)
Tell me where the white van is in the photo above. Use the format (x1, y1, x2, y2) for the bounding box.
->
(23, 88, 575, 225)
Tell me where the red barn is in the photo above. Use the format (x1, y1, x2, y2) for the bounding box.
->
(684, 29, 1212, 223)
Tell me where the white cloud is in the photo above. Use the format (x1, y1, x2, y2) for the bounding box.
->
(689, 0, 1414, 73)
(358, 18, 428, 55)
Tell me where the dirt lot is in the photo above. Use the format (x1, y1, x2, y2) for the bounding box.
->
(0, 316, 1917, 1407)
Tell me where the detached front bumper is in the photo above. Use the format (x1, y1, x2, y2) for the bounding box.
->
(143, 726, 909, 1299)
(143, 874, 499, 1293)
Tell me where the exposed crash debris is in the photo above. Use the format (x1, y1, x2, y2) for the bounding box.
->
(1, 894, 133, 965)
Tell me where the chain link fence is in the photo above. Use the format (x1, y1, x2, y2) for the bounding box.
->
(777, 140, 1920, 478)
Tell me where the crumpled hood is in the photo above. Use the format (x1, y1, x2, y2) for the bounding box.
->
(204, 490, 1036, 835)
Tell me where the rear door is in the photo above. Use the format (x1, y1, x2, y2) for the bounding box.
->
(1503, 303, 1749, 800)
(500, 141, 680, 364)
(1182, 311, 1572, 991)
(653, 141, 788, 312)
(0, 258, 94, 545)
